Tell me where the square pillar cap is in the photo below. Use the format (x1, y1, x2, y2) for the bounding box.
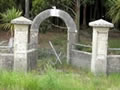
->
(89, 19, 114, 28)
(11, 16, 32, 25)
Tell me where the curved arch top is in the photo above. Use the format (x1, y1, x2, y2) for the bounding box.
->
(30, 8, 77, 63)
(31, 9, 77, 33)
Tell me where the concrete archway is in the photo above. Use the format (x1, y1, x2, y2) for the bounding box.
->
(30, 8, 77, 63)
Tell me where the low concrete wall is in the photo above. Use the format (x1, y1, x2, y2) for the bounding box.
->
(107, 55, 120, 73)
(0, 49, 37, 71)
(71, 50, 120, 74)
(0, 48, 120, 74)
(0, 53, 14, 70)
(71, 50, 91, 69)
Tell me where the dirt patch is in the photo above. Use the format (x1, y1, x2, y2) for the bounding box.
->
(38, 32, 67, 48)
(109, 30, 120, 38)
(0, 31, 67, 48)
(0, 31, 10, 41)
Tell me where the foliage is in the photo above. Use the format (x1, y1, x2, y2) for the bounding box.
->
(105, 0, 114, 8)
(32, 0, 73, 17)
(0, 7, 22, 36)
(39, 19, 52, 33)
(82, 0, 95, 5)
(0, 8, 22, 23)
(107, 0, 120, 23)
(0, 0, 16, 13)
(0, 67, 120, 90)
(32, 0, 48, 17)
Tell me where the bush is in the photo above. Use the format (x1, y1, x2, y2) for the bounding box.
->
(0, 7, 22, 36)
(0, 7, 22, 23)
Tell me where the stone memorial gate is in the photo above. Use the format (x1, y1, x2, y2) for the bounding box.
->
(0, 8, 120, 75)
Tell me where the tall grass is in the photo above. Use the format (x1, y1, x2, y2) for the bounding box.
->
(0, 66, 120, 90)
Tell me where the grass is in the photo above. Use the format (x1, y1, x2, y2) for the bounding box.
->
(52, 33, 67, 54)
(1, 30, 120, 89)
(0, 66, 120, 90)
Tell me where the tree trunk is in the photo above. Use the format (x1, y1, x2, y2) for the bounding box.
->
(75, 0, 80, 42)
(25, 0, 29, 18)
(100, 0, 104, 18)
(90, 5, 93, 21)
(83, 4, 87, 26)
(94, 0, 99, 19)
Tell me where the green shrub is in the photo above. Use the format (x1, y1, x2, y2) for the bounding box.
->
(0, 7, 22, 23)
(0, 7, 22, 36)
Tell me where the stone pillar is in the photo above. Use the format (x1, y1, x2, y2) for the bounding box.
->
(89, 19, 114, 75)
(11, 16, 32, 72)
(30, 30, 39, 49)
(67, 31, 77, 64)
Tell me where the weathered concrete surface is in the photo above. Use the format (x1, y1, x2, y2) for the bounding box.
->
(107, 55, 120, 73)
(89, 19, 114, 75)
(71, 50, 91, 69)
(0, 49, 37, 71)
(12, 17, 32, 72)
(27, 49, 37, 71)
(0, 53, 14, 70)
(31, 9, 77, 32)
(71, 50, 120, 74)
(89, 19, 114, 28)
(30, 9, 77, 64)
(11, 16, 32, 25)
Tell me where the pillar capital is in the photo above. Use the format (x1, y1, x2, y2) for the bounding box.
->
(89, 19, 114, 28)
(11, 16, 32, 25)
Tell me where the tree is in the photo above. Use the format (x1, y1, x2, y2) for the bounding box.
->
(74, 0, 95, 41)
(0, 0, 15, 13)
(75, 0, 80, 41)
(25, 0, 30, 18)
(82, 0, 94, 26)
(32, 0, 73, 17)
